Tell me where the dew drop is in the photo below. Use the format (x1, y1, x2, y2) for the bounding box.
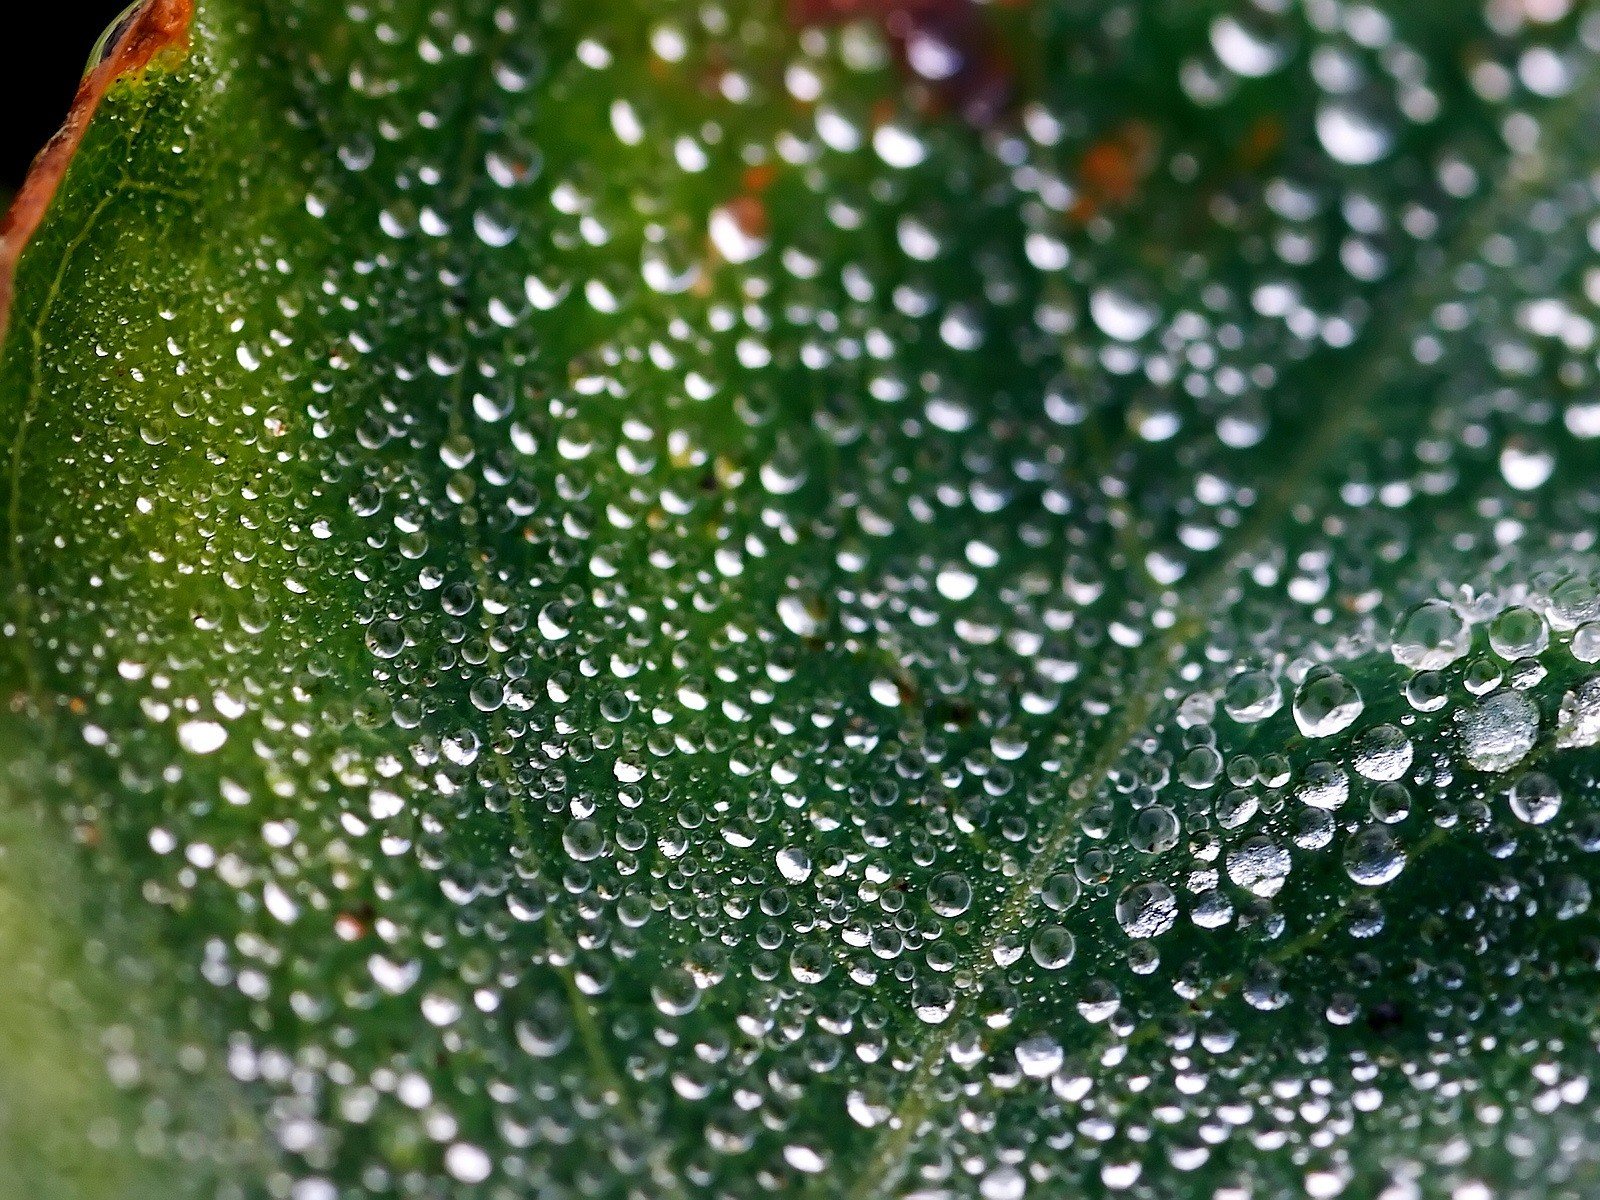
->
(444, 1144, 492, 1185)
(1210, 13, 1289, 77)
(177, 720, 227, 755)
(1343, 825, 1406, 887)
(1029, 925, 1075, 970)
(1456, 691, 1540, 772)
(927, 871, 972, 917)
(1089, 287, 1158, 342)
(1315, 101, 1392, 165)
(980, 1165, 1027, 1200)
(1116, 881, 1178, 938)
(1297, 761, 1350, 811)
(1391, 600, 1470, 670)
(1015, 1034, 1064, 1079)
(776, 847, 813, 884)
(1293, 667, 1364, 738)
(1226, 837, 1291, 898)
(1223, 669, 1282, 724)
(1500, 441, 1555, 491)
(1508, 772, 1562, 825)
(1488, 605, 1549, 660)
(1352, 724, 1413, 782)
(1128, 805, 1180, 854)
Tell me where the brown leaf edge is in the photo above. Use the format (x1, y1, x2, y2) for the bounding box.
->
(0, 0, 195, 345)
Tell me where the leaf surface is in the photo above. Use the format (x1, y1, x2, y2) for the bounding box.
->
(6, 1, 1600, 1197)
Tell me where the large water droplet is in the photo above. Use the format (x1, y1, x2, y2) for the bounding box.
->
(1226, 837, 1291, 898)
(1352, 724, 1413, 782)
(1343, 825, 1406, 887)
(1456, 691, 1540, 772)
(1391, 600, 1470, 670)
(1508, 772, 1561, 825)
(927, 871, 972, 917)
(1116, 881, 1178, 938)
(1316, 100, 1392, 165)
(1293, 667, 1364, 738)
(1210, 13, 1289, 77)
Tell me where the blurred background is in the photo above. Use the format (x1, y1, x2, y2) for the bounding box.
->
(2, 1, 138, 191)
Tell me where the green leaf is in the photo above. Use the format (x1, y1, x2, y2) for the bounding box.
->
(6, 1, 1600, 1196)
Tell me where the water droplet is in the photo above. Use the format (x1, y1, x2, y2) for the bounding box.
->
(444, 1144, 492, 1184)
(1557, 677, 1600, 747)
(1116, 881, 1178, 938)
(777, 593, 824, 638)
(1090, 287, 1158, 342)
(1210, 13, 1289, 77)
(1456, 691, 1540, 772)
(1297, 761, 1350, 811)
(1316, 100, 1392, 166)
(1509, 772, 1562, 825)
(1352, 724, 1413, 782)
(1029, 925, 1075, 969)
(783, 1145, 828, 1174)
(1405, 669, 1449, 712)
(1128, 805, 1180, 854)
(708, 203, 767, 263)
(1391, 600, 1470, 670)
(1223, 668, 1282, 724)
(1488, 605, 1549, 660)
(776, 847, 812, 884)
(927, 871, 972, 917)
(177, 720, 227, 755)
(366, 619, 404, 659)
(1343, 825, 1406, 887)
(1500, 440, 1555, 491)
(1226, 836, 1291, 898)
(1015, 1033, 1064, 1079)
(1293, 666, 1364, 738)
(980, 1165, 1027, 1200)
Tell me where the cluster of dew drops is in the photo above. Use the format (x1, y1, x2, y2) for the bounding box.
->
(946, 576, 1600, 1200)
(41, 0, 1600, 1196)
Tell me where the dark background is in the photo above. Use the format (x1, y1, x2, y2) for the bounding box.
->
(2, 2, 137, 191)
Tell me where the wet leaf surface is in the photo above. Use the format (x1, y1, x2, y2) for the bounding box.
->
(6, 1, 1600, 1197)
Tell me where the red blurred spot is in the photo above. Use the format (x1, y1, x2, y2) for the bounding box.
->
(726, 193, 770, 240)
(1239, 115, 1284, 169)
(742, 162, 779, 194)
(1071, 121, 1156, 221)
